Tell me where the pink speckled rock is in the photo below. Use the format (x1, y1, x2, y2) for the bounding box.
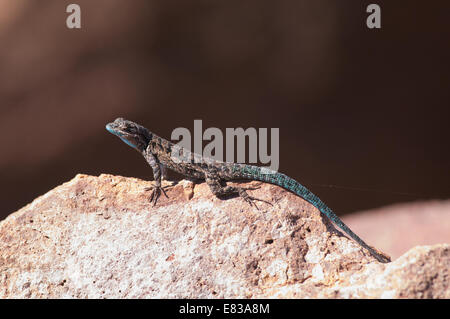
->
(0, 174, 448, 298)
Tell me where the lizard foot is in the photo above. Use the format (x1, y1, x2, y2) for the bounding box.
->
(238, 188, 273, 210)
(145, 184, 170, 206)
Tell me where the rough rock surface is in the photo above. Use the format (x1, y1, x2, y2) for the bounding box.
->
(0, 174, 448, 298)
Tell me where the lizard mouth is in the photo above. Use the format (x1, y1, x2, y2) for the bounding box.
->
(106, 123, 138, 149)
(106, 123, 120, 135)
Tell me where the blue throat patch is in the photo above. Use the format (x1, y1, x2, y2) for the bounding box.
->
(120, 137, 137, 149)
(106, 124, 137, 149)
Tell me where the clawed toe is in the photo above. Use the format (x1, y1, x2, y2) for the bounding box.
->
(146, 184, 169, 206)
(238, 188, 272, 210)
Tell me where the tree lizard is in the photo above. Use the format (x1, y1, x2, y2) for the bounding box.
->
(106, 118, 390, 263)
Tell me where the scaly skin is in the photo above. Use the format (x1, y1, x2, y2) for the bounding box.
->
(106, 118, 390, 263)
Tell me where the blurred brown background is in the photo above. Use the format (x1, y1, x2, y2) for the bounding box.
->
(1, 0, 449, 220)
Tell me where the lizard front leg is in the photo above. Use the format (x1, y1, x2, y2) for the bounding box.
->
(205, 173, 270, 209)
(160, 164, 169, 181)
(143, 146, 168, 205)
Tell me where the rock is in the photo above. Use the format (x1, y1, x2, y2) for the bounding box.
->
(0, 174, 448, 298)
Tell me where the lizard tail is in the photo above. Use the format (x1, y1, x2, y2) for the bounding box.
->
(232, 164, 390, 263)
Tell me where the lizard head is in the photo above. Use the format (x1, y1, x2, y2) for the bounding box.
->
(106, 118, 152, 151)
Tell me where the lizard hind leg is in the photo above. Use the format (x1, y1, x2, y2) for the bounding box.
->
(205, 176, 272, 210)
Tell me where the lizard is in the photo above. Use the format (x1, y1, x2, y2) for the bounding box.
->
(106, 117, 390, 263)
